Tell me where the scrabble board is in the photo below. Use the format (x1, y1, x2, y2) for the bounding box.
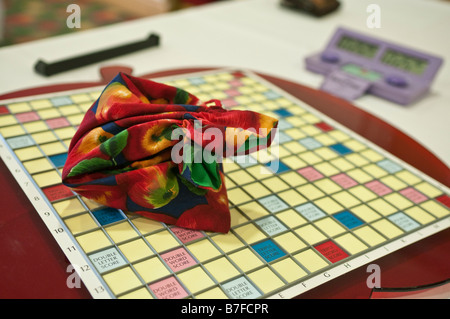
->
(0, 69, 449, 299)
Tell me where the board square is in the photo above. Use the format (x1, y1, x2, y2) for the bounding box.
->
(171, 226, 204, 244)
(222, 276, 262, 299)
(297, 166, 324, 181)
(88, 247, 127, 274)
(399, 187, 428, 204)
(333, 211, 364, 229)
(314, 240, 349, 263)
(330, 143, 353, 155)
(92, 207, 125, 226)
(255, 216, 287, 236)
(42, 184, 74, 202)
(365, 180, 392, 196)
(149, 276, 188, 299)
(331, 173, 358, 189)
(49, 153, 68, 168)
(160, 247, 197, 272)
(295, 202, 326, 222)
(436, 194, 450, 208)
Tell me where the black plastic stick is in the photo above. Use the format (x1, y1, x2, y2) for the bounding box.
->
(34, 33, 160, 76)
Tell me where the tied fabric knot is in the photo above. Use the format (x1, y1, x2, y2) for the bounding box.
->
(62, 73, 278, 233)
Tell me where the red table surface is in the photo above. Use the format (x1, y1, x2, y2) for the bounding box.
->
(0, 67, 448, 299)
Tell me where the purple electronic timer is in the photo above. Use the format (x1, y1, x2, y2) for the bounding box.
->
(305, 27, 443, 105)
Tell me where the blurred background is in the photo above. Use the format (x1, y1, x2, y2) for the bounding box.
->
(0, 0, 219, 47)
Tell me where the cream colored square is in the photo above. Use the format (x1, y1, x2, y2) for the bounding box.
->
(350, 204, 381, 223)
(245, 164, 273, 180)
(334, 233, 368, 255)
(354, 226, 386, 246)
(37, 108, 60, 119)
(276, 209, 307, 228)
(178, 267, 215, 294)
(384, 193, 413, 210)
(67, 114, 84, 125)
(76, 230, 111, 253)
(298, 151, 322, 165)
(330, 158, 354, 172)
(102, 267, 142, 295)
(314, 179, 342, 195)
(243, 182, 271, 199)
(187, 239, 221, 262)
(301, 124, 321, 136)
(274, 232, 306, 253)
(105, 222, 139, 243)
(118, 239, 155, 262)
(31, 131, 57, 144)
(248, 267, 284, 294)
(283, 141, 307, 154)
(22, 121, 47, 133)
(119, 287, 153, 299)
(328, 130, 349, 142)
(15, 146, 43, 161)
(230, 207, 249, 227)
(239, 201, 269, 220)
(314, 135, 337, 147)
(332, 191, 361, 208)
(363, 164, 388, 178)
(204, 257, 240, 283)
(227, 188, 252, 205)
(367, 198, 397, 216)
(295, 224, 326, 245)
(314, 162, 340, 176)
(395, 170, 421, 185)
(380, 175, 407, 191)
(314, 147, 339, 160)
(346, 168, 373, 183)
(196, 287, 228, 299)
(65, 213, 97, 235)
(285, 128, 306, 139)
(40, 141, 66, 156)
(0, 125, 25, 138)
(360, 149, 384, 162)
(233, 223, 266, 244)
(372, 219, 403, 239)
(54, 127, 76, 140)
(272, 258, 307, 283)
(278, 189, 307, 206)
(283, 155, 307, 169)
(134, 257, 170, 283)
(0, 115, 17, 126)
(286, 117, 305, 128)
(70, 93, 92, 103)
(58, 104, 81, 116)
(314, 197, 344, 214)
(23, 158, 53, 174)
(211, 233, 244, 253)
(280, 171, 307, 187)
(297, 184, 324, 201)
(262, 176, 290, 192)
(415, 182, 443, 198)
(345, 153, 369, 166)
(344, 139, 366, 152)
(224, 176, 236, 189)
(30, 99, 53, 109)
(420, 200, 449, 218)
(8, 102, 31, 113)
(294, 249, 328, 272)
(33, 170, 61, 187)
(53, 198, 86, 218)
(404, 206, 435, 224)
(314, 217, 346, 237)
(229, 248, 264, 272)
(301, 113, 320, 124)
(145, 230, 179, 253)
(348, 185, 377, 202)
(228, 170, 255, 185)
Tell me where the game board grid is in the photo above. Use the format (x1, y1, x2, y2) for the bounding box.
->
(0, 70, 449, 299)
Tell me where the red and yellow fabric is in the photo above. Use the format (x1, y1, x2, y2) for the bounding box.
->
(62, 73, 277, 233)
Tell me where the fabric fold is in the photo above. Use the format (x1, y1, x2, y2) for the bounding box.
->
(62, 72, 278, 233)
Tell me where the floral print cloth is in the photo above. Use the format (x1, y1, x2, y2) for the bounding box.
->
(62, 73, 278, 233)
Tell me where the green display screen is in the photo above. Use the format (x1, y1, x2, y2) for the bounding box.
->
(381, 49, 428, 75)
(337, 36, 379, 58)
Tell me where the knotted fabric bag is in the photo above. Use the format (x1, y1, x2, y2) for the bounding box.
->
(62, 73, 278, 233)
